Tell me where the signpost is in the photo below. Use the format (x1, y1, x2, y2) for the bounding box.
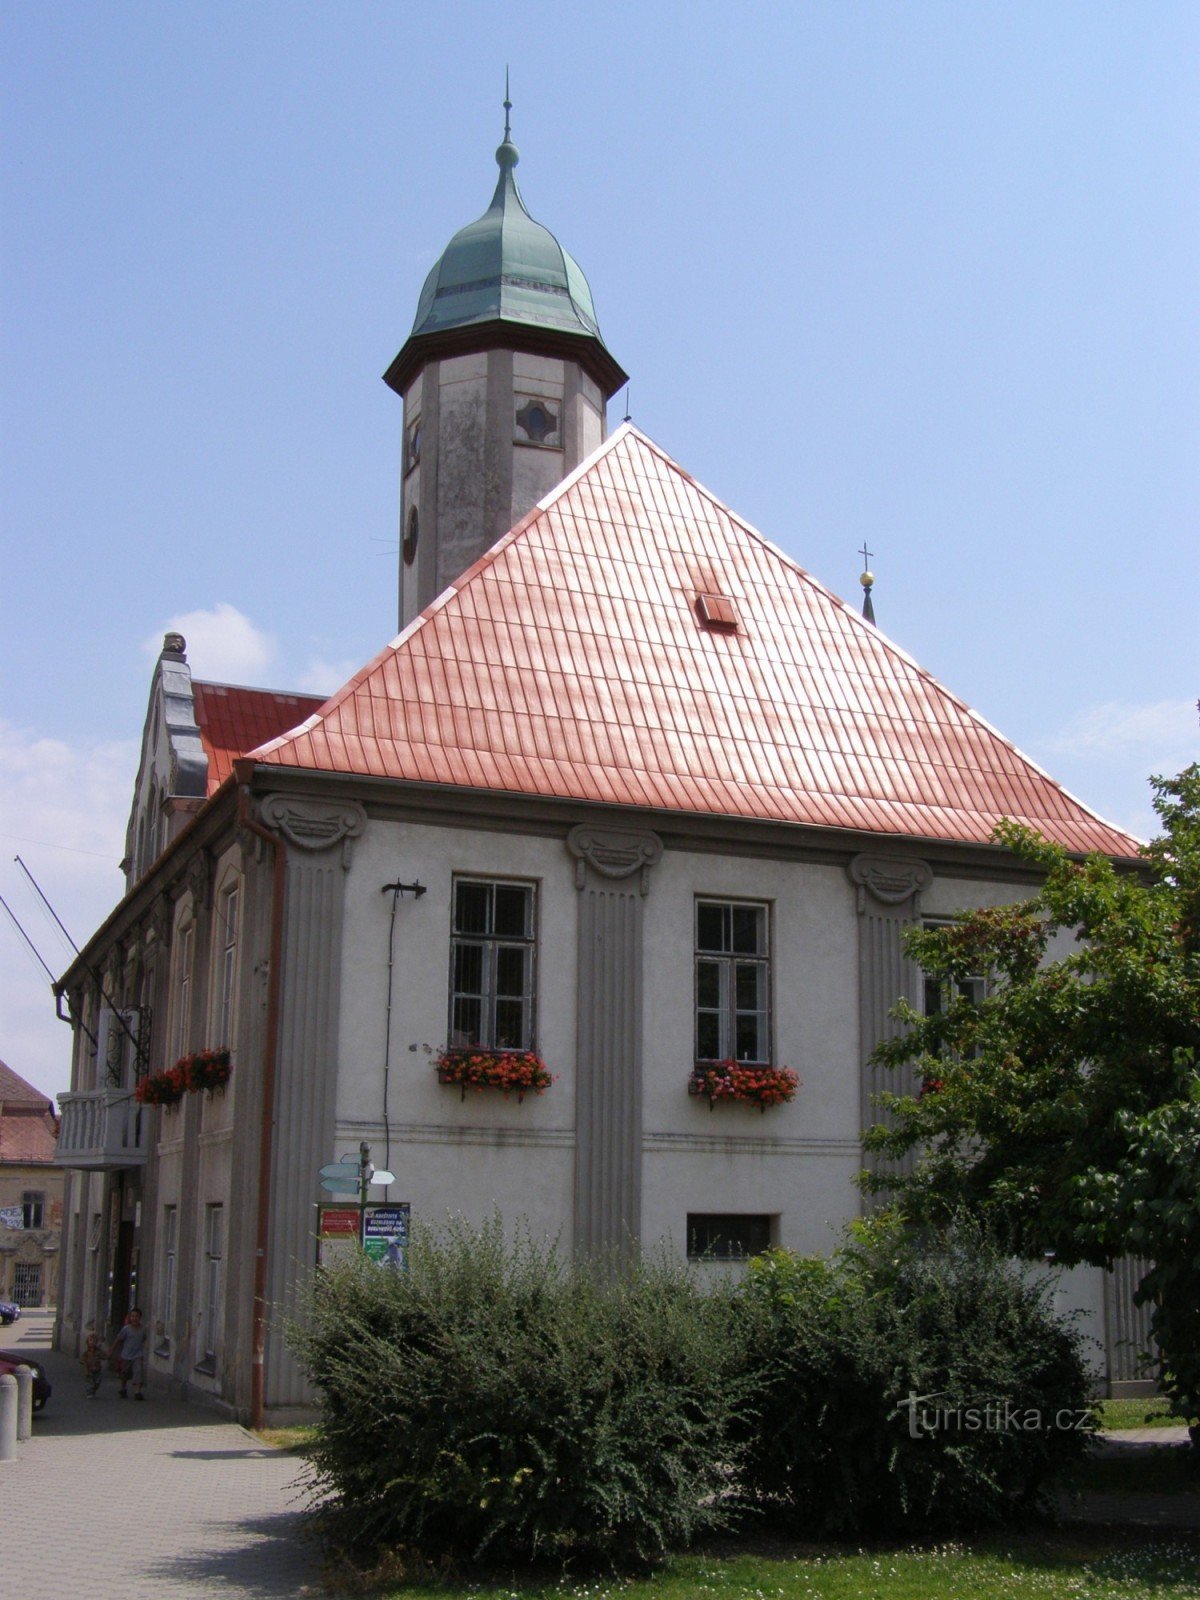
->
(318, 1159, 361, 1196)
(315, 1143, 406, 1265)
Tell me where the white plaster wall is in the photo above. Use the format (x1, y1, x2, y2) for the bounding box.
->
(333, 817, 580, 1238)
(150, 1129, 184, 1356)
(514, 354, 565, 388)
(641, 848, 863, 1262)
(331, 824, 1097, 1279)
(576, 397, 603, 459)
(190, 1132, 235, 1394)
(1043, 1262, 1109, 1378)
(643, 851, 861, 1138)
(512, 443, 565, 520)
(435, 360, 487, 591)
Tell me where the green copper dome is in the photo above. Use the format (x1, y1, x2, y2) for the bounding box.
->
(409, 137, 607, 344)
(385, 115, 627, 401)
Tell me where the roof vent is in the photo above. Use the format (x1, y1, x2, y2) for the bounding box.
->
(695, 593, 740, 633)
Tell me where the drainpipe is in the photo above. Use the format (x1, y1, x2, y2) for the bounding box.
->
(234, 760, 286, 1431)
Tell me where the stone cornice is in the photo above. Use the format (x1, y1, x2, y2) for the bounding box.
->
(241, 763, 1068, 883)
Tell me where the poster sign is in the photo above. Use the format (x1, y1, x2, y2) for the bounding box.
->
(363, 1203, 411, 1269)
(317, 1207, 361, 1270)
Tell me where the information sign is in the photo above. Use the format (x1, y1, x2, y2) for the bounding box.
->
(363, 1203, 411, 1269)
(317, 1206, 361, 1269)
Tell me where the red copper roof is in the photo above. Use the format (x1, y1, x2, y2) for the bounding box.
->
(192, 682, 326, 795)
(252, 427, 1140, 858)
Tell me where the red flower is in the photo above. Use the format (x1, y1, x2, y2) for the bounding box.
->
(690, 1061, 800, 1111)
(435, 1048, 554, 1102)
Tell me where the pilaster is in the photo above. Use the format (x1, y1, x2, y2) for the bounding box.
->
(848, 853, 932, 1190)
(567, 824, 663, 1261)
(259, 794, 365, 1409)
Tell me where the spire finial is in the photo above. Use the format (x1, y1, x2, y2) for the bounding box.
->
(496, 67, 519, 173)
(858, 540, 876, 625)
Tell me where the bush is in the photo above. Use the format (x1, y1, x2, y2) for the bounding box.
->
(732, 1215, 1095, 1535)
(290, 1218, 745, 1570)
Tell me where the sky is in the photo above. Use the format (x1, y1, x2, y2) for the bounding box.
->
(2, 3, 1197, 1101)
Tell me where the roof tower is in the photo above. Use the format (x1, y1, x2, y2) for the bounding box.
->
(384, 100, 626, 400)
(387, 95, 628, 631)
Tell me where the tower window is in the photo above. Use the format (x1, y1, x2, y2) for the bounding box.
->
(405, 417, 422, 472)
(515, 396, 560, 447)
(403, 507, 419, 567)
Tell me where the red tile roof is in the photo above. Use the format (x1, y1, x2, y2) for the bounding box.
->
(252, 427, 1140, 858)
(0, 1060, 59, 1164)
(192, 682, 326, 795)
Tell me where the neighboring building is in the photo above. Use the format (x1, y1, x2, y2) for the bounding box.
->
(0, 1060, 64, 1310)
(53, 118, 1153, 1422)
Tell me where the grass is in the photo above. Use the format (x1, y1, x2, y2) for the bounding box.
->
(1098, 1398, 1190, 1432)
(325, 1530, 1200, 1599)
(251, 1423, 316, 1454)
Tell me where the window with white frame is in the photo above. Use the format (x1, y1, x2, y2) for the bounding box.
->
(21, 1191, 44, 1229)
(449, 879, 535, 1049)
(158, 1204, 177, 1355)
(215, 882, 239, 1044)
(200, 1203, 223, 1367)
(694, 900, 770, 1063)
(921, 921, 986, 1017)
(175, 922, 194, 1059)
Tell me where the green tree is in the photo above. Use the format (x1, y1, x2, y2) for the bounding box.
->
(865, 764, 1200, 1433)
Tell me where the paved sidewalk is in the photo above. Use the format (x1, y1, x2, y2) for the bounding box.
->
(1057, 1424, 1200, 1530)
(3, 1312, 320, 1597)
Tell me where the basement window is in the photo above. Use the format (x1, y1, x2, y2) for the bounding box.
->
(687, 1213, 773, 1261)
(695, 593, 740, 632)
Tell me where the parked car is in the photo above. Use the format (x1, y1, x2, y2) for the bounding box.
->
(0, 1351, 51, 1411)
(0, 1300, 20, 1326)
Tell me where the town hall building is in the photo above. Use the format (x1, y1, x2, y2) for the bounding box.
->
(53, 114, 1150, 1423)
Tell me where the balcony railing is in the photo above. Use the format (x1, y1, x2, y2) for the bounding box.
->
(55, 1087, 148, 1170)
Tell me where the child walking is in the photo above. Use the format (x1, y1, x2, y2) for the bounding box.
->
(81, 1330, 103, 1397)
(108, 1306, 147, 1399)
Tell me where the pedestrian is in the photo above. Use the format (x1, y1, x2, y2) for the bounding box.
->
(109, 1305, 147, 1400)
(81, 1330, 104, 1397)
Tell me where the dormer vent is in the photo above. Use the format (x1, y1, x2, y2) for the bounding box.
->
(695, 593, 740, 633)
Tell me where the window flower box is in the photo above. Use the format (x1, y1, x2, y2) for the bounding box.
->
(182, 1047, 232, 1094)
(134, 1048, 232, 1107)
(135, 1066, 187, 1107)
(435, 1048, 553, 1103)
(689, 1061, 800, 1111)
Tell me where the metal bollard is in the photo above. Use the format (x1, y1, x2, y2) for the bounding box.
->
(0, 1374, 16, 1463)
(14, 1366, 32, 1442)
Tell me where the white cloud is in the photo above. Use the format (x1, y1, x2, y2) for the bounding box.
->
(1046, 699, 1198, 762)
(296, 657, 358, 697)
(143, 602, 275, 684)
(0, 721, 136, 1100)
(1031, 698, 1198, 847)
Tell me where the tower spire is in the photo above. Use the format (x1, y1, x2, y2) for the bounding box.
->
(859, 541, 876, 626)
(495, 68, 520, 181)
